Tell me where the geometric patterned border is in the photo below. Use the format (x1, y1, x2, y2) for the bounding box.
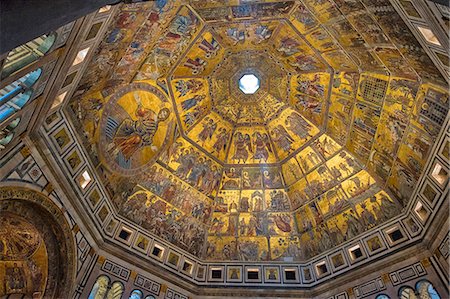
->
(101, 259, 131, 281)
(389, 261, 427, 286)
(165, 288, 189, 299)
(438, 232, 449, 259)
(134, 274, 162, 295)
(353, 277, 386, 298)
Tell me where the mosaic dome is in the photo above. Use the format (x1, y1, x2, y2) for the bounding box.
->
(68, 0, 448, 262)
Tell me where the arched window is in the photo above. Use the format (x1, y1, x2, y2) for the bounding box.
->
(129, 289, 143, 299)
(106, 281, 124, 299)
(1, 33, 56, 78)
(416, 280, 440, 299)
(144, 296, 156, 299)
(0, 68, 42, 123)
(0, 117, 20, 150)
(399, 286, 418, 299)
(375, 294, 390, 299)
(88, 275, 110, 299)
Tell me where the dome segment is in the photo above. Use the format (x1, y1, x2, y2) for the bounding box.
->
(67, 0, 449, 265)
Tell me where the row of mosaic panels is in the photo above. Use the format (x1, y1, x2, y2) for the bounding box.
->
(81, 229, 449, 299)
(93, 258, 432, 299)
(40, 109, 449, 287)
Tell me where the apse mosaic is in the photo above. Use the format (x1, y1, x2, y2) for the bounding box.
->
(68, 0, 449, 261)
(0, 213, 48, 296)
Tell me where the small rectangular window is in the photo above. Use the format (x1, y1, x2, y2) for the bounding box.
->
(349, 245, 363, 260)
(118, 229, 131, 241)
(247, 269, 259, 280)
(72, 48, 90, 66)
(284, 269, 296, 281)
(431, 162, 448, 186)
(417, 26, 441, 46)
(98, 5, 111, 13)
(414, 202, 429, 221)
(388, 228, 404, 242)
(78, 170, 91, 189)
(211, 269, 222, 279)
(316, 262, 328, 276)
(151, 245, 164, 258)
(51, 91, 67, 109)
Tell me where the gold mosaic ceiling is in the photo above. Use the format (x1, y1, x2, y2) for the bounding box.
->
(68, 0, 449, 261)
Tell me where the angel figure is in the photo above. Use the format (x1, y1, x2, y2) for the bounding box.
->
(197, 117, 217, 144)
(226, 27, 246, 45)
(212, 128, 230, 155)
(181, 94, 205, 111)
(271, 125, 294, 153)
(232, 132, 252, 163)
(285, 112, 312, 140)
(277, 36, 300, 56)
(252, 132, 272, 162)
(175, 79, 203, 96)
(254, 25, 272, 44)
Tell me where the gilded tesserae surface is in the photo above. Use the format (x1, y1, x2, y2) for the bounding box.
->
(67, 0, 449, 260)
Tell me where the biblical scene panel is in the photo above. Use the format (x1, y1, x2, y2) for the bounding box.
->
(65, 0, 449, 263)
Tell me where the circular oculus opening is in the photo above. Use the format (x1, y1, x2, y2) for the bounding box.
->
(239, 74, 260, 94)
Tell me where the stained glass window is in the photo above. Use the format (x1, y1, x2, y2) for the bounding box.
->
(0, 117, 21, 150)
(106, 281, 124, 299)
(400, 286, 418, 299)
(1, 33, 55, 78)
(88, 275, 110, 299)
(0, 68, 42, 123)
(417, 280, 441, 299)
(129, 290, 143, 299)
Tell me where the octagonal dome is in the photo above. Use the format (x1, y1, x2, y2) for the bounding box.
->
(67, 0, 449, 264)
